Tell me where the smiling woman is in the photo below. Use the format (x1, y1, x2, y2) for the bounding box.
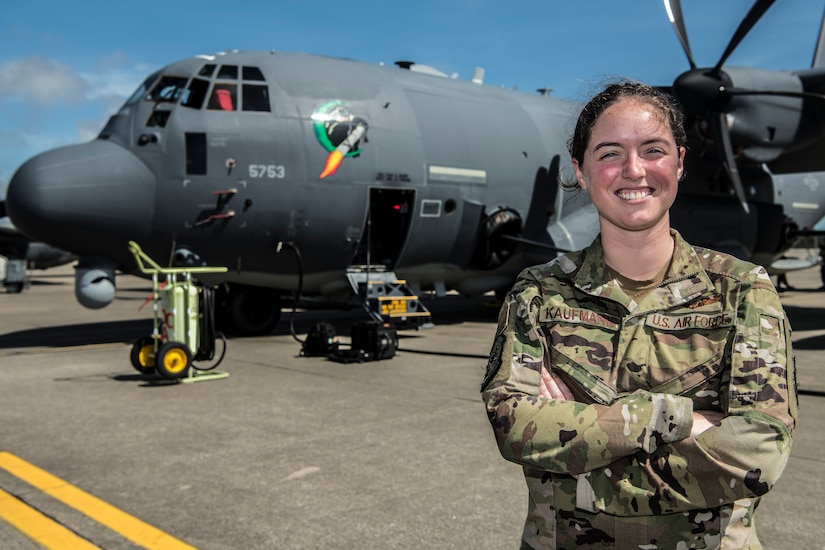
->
(570, 83, 686, 280)
(481, 81, 798, 549)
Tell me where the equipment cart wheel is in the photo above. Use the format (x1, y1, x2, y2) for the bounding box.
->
(130, 336, 156, 374)
(155, 342, 192, 380)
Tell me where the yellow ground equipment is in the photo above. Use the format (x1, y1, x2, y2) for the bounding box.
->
(127, 241, 230, 383)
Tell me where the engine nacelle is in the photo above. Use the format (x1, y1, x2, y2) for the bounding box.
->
(75, 261, 116, 309)
(471, 207, 522, 270)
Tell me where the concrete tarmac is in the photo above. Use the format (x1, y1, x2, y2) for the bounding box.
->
(0, 260, 823, 549)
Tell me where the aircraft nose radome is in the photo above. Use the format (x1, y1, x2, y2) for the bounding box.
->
(7, 140, 156, 254)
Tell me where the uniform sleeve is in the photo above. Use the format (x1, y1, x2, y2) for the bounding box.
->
(576, 271, 798, 516)
(481, 276, 694, 475)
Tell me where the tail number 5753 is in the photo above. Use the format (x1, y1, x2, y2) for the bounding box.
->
(249, 164, 286, 179)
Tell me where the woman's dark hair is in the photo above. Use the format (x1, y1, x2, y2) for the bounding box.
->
(565, 81, 686, 189)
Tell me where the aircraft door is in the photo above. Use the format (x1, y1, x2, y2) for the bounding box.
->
(352, 188, 414, 268)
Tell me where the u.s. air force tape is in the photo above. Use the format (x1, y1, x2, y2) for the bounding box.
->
(645, 312, 734, 330)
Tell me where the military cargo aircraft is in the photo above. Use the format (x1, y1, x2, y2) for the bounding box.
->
(6, 0, 825, 334)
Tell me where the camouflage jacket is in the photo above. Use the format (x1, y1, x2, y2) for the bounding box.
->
(481, 230, 797, 549)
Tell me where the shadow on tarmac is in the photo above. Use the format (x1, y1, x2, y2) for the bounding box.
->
(0, 319, 153, 349)
(792, 333, 825, 350)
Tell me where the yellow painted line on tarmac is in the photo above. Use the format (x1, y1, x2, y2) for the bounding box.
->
(0, 487, 98, 549)
(0, 452, 197, 549)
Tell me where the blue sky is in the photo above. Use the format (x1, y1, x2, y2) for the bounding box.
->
(1, 0, 823, 191)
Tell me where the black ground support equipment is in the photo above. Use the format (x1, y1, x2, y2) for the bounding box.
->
(351, 321, 398, 360)
(328, 321, 398, 363)
(300, 321, 340, 357)
(127, 241, 230, 383)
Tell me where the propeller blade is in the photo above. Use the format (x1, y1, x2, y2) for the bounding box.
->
(710, 112, 750, 214)
(713, 0, 776, 73)
(499, 234, 570, 255)
(723, 87, 825, 103)
(663, 0, 696, 70)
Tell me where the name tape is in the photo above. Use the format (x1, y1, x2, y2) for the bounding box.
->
(539, 306, 619, 330)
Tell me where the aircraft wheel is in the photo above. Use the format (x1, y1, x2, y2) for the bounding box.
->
(226, 286, 282, 336)
(129, 336, 156, 374)
(5, 283, 24, 294)
(155, 342, 192, 380)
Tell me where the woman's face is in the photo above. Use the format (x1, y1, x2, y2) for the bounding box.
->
(572, 98, 685, 235)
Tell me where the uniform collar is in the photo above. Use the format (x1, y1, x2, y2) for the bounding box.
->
(569, 229, 714, 310)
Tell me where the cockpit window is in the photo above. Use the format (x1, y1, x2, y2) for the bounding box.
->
(217, 65, 238, 79)
(146, 76, 188, 102)
(242, 84, 270, 112)
(207, 83, 237, 111)
(198, 64, 216, 77)
(172, 64, 271, 112)
(242, 66, 266, 81)
(125, 72, 160, 105)
(181, 78, 210, 110)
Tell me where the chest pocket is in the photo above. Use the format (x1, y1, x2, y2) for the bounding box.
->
(633, 302, 734, 401)
(541, 302, 735, 405)
(540, 305, 621, 405)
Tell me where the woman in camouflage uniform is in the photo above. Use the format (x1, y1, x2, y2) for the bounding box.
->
(481, 81, 797, 549)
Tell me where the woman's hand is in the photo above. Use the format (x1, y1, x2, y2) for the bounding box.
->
(692, 410, 724, 437)
(540, 368, 574, 400)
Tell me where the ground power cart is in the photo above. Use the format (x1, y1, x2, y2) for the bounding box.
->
(128, 241, 230, 382)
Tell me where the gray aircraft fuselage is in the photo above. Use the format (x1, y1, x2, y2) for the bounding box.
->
(7, 51, 598, 300)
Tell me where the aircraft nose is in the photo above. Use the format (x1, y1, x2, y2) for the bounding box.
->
(6, 140, 156, 255)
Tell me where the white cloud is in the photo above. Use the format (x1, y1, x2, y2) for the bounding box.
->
(0, 54, 156, 180)
(82, 64, 151, 103)
(0, 54, 150, 112)
(0, 56, 88, 106)
(95, 52, 131, 71)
